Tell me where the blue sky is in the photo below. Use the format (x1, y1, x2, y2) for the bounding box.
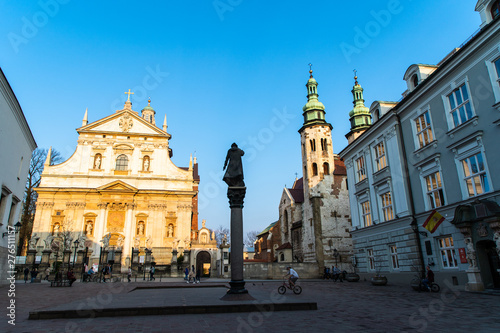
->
(0, 1, 480, 235)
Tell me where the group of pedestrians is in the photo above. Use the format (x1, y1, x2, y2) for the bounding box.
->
(323, 265, 345, 282)
(185, 265, 201, 284)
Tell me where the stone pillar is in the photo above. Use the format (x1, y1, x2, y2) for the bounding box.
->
(465, 268, 485, 291)
(26, 250, 37, 266)
(113, 251, 122, 273)
(75, 250, 85, 275)
(123, 203, 135, 269)
(95, 203, 108, 255)
(63, 250, 72, 272)
(171, 249, 178, 277)
(39, 250, 51, 275)
(221, 186, 253, 300)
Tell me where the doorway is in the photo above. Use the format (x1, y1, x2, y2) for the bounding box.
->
(196, 251, 211, 277)
(476, 240, 500, 289)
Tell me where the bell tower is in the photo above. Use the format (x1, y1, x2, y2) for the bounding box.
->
(298, 67, 335, 190)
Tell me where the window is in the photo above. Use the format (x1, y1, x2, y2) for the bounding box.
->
(461, 152, 490, 197)
(447, 84, 473, 127)
(412, 74, 419, 88)
(380, 192, 394, 222)
(321, 138, 327, 151)
(310, 139, 316, 151)
(367, 249, 375, 271)
(361, 201, 372, 227)
(415, 112, 434, 148)
(374, 142, 387, 171)
(491, 0, 500, 19)
(390, 245, 399, 270)
(438, 237, 458, 268)
(356, 156, 366, 182)
(116, 154, 128, 171)
(323, 162, 329, 175)
(495, 57, 500, 79)
(425, 172, 445, 208)
(312, 163, 318, 176)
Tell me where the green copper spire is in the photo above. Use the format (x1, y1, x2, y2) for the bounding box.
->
(302, 65, 327, 127)
(348, 71, 371, 132)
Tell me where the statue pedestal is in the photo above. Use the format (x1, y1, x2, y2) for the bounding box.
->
(39, 250, 52, 275)
(170, 250, 178, 277)
(465, 268, 484, 292)
(221, 186, 254, 301)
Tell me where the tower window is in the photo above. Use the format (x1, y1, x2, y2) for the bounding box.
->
(116, 154, 128, 171)
(323, 162, 329, 175)
(312, 163, 318, 176)
(321, 138, 327, 151)
(310, 139, 316, 151)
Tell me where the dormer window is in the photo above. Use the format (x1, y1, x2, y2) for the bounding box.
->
(491, 0, 500, 19)
(374, 109, 380, 121)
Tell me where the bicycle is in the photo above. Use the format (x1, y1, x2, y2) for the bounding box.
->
(83, 273, 99, 283)
(278, 278, 302, 295)
(410, 275, 440, 292)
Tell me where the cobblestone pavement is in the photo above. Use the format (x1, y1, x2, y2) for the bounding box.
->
(1, 278, 499, 333)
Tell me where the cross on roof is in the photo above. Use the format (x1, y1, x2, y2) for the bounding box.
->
(124, 89, 134, 101)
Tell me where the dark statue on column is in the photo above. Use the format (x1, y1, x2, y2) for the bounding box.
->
(221, 143, 253, 300)
(223, 143, 245, 187)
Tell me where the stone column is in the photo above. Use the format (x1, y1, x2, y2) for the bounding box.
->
(311, 195, 325, 274)
(122, 203, 135, 269)
(221, 186, 253, 300)
(63, 250, 72, 272)
(95, 203, 108, 255)
(113, 251, 122, 273)
(39, 250, 51, 275)
(171, 249, 178, 277)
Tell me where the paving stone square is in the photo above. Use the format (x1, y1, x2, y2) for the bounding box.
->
(1, 278, 499, 333)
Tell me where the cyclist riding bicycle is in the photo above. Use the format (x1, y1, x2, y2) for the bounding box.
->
(84, 267, 95, 282)
(285, 266, 299, 288)
(421, 265, 434, 291)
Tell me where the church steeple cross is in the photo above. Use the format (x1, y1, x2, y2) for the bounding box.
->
(124, 89, 134, 101)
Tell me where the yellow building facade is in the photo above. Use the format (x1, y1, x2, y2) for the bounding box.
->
(30, 95, 216, 271)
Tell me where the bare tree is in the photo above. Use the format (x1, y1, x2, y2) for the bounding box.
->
(213, 225, 230, 247)
(18, 148, 63, 255)
(244, 230, 259, 248)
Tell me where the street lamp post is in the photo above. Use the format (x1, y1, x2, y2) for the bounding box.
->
(72, 239, 80, 268)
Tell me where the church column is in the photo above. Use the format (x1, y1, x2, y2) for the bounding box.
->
(95, 203, 108, 255)
(123, 203, 135, 270)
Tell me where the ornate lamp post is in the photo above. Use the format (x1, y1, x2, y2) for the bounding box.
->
(72, 239, 80, 268)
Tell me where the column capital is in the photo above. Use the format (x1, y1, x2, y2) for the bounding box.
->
(227, 187, 246, 209)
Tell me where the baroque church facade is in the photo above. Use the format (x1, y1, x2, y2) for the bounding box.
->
(30, 93, 217, 273)
(255, 70, 352, 273)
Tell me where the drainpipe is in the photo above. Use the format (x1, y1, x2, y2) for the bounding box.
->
(393, 111, 426, 279)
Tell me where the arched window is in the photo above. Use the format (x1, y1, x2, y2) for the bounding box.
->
(284, 210, 289, 232)
(491, 0, 500, 19)
(312, 163, 318, 176)
(412, 74, 419, 88)
(374, 109, 380, 121)
(321, 138, 327, 151)
(116, 154, 128, 170)
(280, 253, 285, 261)
(310, 139, 316, 151)
(323, 162, 330, 175)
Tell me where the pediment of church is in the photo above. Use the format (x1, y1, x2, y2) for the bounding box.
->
(97, 180, 138, 193)
(78, 110, 168, 137)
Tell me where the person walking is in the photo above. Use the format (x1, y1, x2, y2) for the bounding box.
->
(195, 266, 201, 284)
(44, 267, 51, 281)
(127, 266, 132, 282)
(67, 269, 76, 286)
(102, 264, 109, 283)
(30, 267, 38, 283)
(187, 265, 195, 284)
(184, 267, 189, 280)
(24, 267, 30, 283)
(149, 265, 155, 281)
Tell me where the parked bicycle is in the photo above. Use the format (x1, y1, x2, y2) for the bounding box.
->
(278, 278, 302, 295)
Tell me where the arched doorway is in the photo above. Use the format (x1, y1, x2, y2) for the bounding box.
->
(477, 240, 500, 289)
(196, 251, 211, 277)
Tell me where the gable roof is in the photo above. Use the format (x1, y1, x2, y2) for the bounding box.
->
(276, 242, 292, 250)
(78, 109, 170, 137)
(257, 221, 278, 237)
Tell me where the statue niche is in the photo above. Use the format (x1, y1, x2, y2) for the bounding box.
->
(137, 221, 145, 236)
(167, 223, 174, 238)
(84, 220, 94, 236)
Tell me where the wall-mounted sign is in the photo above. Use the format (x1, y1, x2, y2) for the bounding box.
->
(458, 248, 467, 264)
